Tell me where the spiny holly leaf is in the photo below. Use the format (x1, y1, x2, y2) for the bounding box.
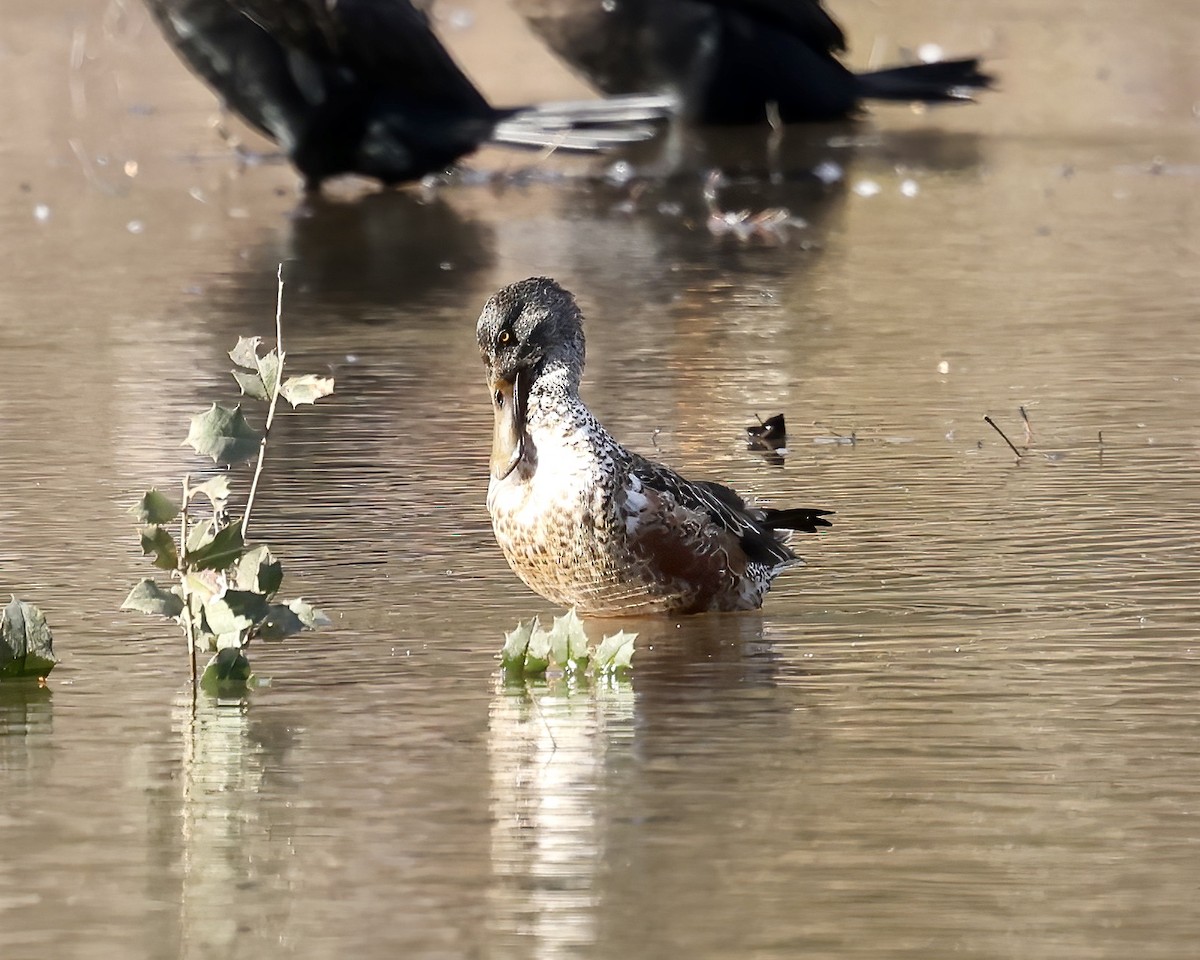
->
(287, 599, 331, 630)
(129, 488, 179, 525)
(184, 521, 245, 571)
(524, 624, 551, 676)
(189, 475, 231, 510)
(214, 631, 246, 651)
(257, 349, 281, 397)
(280, 374, 335, 407)
(549, 608, 590, 672)
(594, 630, 637, 673)
(186, 518, 216, 553)
(185, 404, 261, 465)
(228, 336, 263, 370)
(200, 647, 253, 697)
(203, 591, 269, 637)
(256, 599, 330, 640)
(139, 526, 179, 571)
(501, 619, 536, 672)
(1, 597, 58, 678)
(235, 545, 282, 597)
(257, 604, 304, 641)
(122, 579, 185, 620)
(232, 369, 270, 401)
(181, 570, 224, 606)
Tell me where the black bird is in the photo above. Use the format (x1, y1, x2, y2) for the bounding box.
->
(512, 0, 993, 124)
(145, 0, 672, 190)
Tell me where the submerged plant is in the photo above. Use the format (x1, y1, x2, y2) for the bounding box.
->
(501, 608, 636, 681)
(122, 266, 333, 693)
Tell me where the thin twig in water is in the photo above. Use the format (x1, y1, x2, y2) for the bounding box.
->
(984, 416, 1023, 460)
(241, 263, 287, 540)
(1020, 405, 1034, 446)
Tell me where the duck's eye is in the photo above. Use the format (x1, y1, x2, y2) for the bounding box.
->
(494, 389, 504, 408)
(498, 330, 512, 346)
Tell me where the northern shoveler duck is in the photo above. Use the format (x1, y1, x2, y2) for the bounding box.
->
(477, 277, 832, 616)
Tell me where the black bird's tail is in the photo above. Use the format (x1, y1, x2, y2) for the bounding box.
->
(762, 508, 834, 535)
(855, 57, 994, 104)
(491, 93, 677, 152)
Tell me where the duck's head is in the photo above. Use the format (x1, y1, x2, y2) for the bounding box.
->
(476, 277, 586, 481)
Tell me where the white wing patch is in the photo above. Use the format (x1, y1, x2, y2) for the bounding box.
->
(623, 473, 650, 535)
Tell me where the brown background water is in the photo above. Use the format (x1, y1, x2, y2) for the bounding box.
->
(1, 1, 1199, 957)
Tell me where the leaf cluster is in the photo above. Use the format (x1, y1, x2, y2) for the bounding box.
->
(122, 325, 333, 692)
(501, 609, 636, 680)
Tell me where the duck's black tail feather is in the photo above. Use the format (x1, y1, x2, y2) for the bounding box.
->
(856, 57, 994, 104)
(763, 508, 834, 534)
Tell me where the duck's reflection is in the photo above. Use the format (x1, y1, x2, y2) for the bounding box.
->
(485, 613, 779, 956)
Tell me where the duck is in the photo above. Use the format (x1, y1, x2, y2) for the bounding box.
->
(512, 0, 993, 124)
(477, 277, 831, 616)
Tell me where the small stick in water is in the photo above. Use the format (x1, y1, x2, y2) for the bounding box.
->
(984, 415, 1023, 460)
(1020, 405, 1033, 446)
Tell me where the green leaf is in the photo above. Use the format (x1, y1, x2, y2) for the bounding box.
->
(184, 521, 245, 571)
(181, 570, 223, 606)
(122, 579, 184, 620)
(203, 591, 269, 637)
(287, 599, 330, 630)
(257, 349, 282, 397)
(228, 336, 263, 370)
(235, 545, 282, 596)
(0, 597, 59, 678)
(256, 599, 329, 640)
(214, 631, 245, 651)
(280, 374, 335, 407)
(594, 630, 637, 673)
(200, 647, 253, 697)
(232, 369, 270, 401)
(128, 488, 179, 525)
(256, 604, 305, 641)
(524, 625, 551, 676)
(188, 475, 231, 510)
(139, 525, 179, 570)
(185, 403, 261, 465)
(501, 619, 536, 671)
(549, 608, 590, 673)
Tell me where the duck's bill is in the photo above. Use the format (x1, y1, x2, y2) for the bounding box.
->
(490, 370, 528, 480)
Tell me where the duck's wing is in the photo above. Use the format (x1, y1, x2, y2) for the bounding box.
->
(627, 455, 830, 567)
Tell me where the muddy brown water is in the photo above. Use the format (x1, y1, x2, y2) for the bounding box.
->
(2, 1, 1199, 958)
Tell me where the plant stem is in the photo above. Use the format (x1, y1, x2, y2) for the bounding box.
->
(178, 473, 198, 687)
(241, 263, 287, 541)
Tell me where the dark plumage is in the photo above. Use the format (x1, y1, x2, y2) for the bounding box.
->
(513, 0, 993, 124)
(145, 0, 671, 189)
(478, 277, 831, 616)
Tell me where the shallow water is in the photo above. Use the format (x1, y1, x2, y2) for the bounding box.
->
(2, 1, 1199, 958)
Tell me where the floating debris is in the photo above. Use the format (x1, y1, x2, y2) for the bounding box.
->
(747, 413, 788, 465)
(703, 170, 805, 242)
(747, 413, 787, 450)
